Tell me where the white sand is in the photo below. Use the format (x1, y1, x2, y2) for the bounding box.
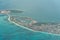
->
(8, 16, 60, 36)
(8, 16, 36, 32)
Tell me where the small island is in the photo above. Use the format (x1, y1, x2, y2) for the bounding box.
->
(0, 9, 23, 14)
(1, 10, 60, 35)
(8, 16, 60, 34)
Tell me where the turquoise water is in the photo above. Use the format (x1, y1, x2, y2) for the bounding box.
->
(0, 15, 60, 40)
(1, 0, 60, 40)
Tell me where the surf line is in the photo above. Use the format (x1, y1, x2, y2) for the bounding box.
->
(8, 16, 60, 36)
(8, 16, 36, 32)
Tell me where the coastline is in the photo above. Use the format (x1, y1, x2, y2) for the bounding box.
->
(8, 16, 60, 36)
(8, 16, 36, 32)
(1, 10, 60, 36)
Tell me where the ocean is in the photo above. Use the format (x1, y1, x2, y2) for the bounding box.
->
(0, 0, 60, 40)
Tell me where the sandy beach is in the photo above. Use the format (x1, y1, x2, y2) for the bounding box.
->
(8, 16, 36, 32)
(7, 16, 60, 36)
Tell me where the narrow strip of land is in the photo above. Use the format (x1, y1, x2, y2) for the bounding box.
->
(1, 10, 60, 36)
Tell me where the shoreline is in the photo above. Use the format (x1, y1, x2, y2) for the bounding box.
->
(8, 16, 60, 36)
(8, 16, 36, 32)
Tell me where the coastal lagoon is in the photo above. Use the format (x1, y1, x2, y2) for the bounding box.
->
(1, 0, 60, 40)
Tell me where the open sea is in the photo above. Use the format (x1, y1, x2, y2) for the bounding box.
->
(0, 0, 60, 40)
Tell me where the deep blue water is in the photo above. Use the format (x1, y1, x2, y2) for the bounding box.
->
(0, 0, 60, 40)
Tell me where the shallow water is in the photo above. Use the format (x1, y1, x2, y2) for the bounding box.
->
(0, 15, 60, 40)
(1, 0, 60, 40)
